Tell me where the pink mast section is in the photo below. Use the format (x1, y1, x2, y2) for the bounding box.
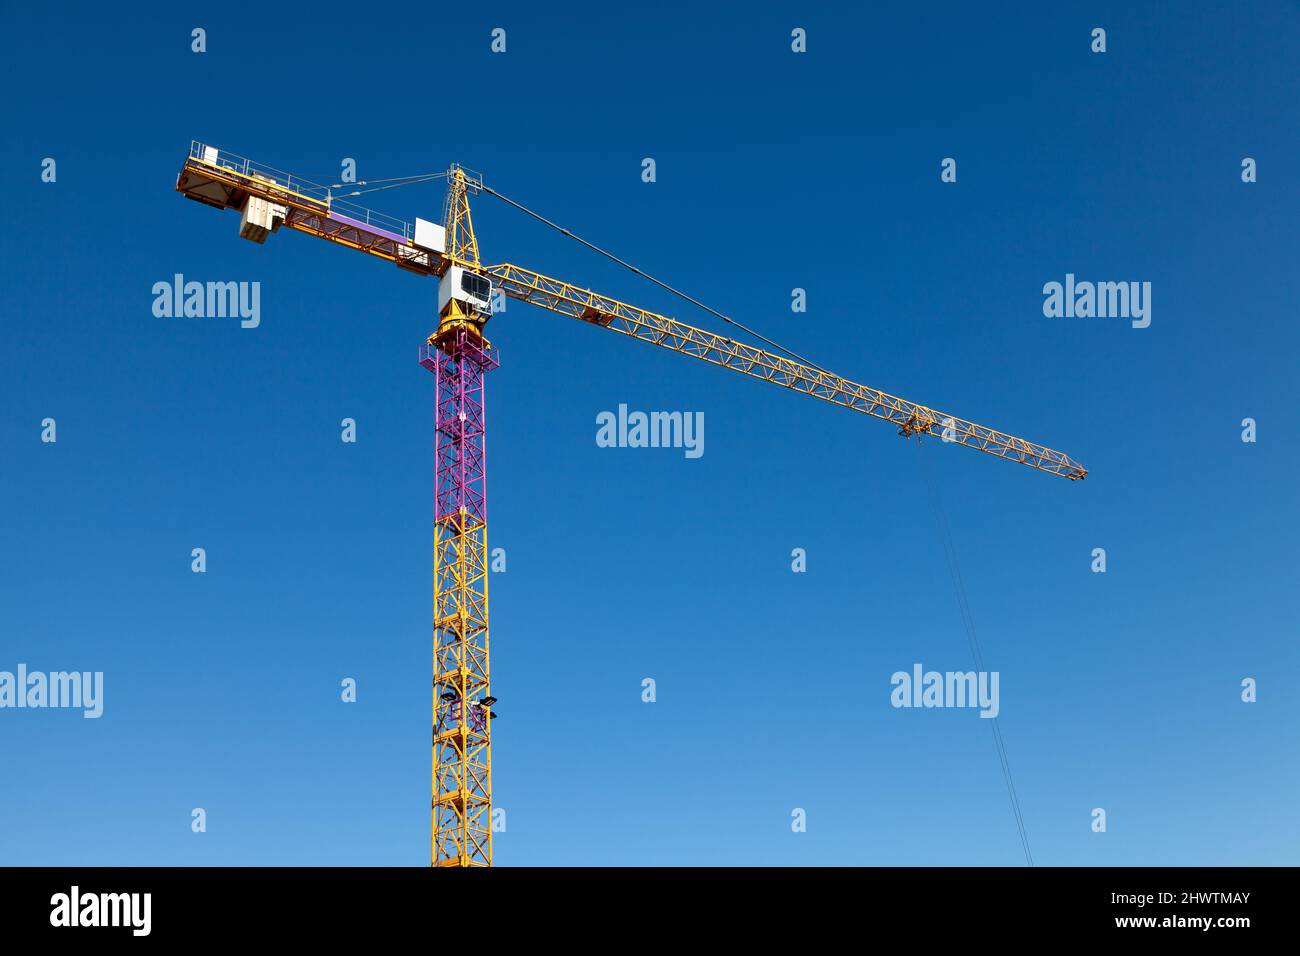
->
(421, 330, 498, 528)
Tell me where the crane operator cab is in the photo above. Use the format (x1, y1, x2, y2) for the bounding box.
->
(437, 265, 494, 331)
(411, 216, 495, 334)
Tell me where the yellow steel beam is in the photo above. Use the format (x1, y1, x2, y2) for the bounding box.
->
(175, 154, 446, 276)
(484, 262, 1087, 480)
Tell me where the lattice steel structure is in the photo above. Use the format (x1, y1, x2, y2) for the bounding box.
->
(174, 142, 1088, 870)
(422, 166, 499, 867)
(483, 263, 1087, 479)
(421, 326, 497, 867)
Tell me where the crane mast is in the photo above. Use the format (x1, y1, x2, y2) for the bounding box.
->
(174, 142, 1086, 870)
(424, 166, 497, 866)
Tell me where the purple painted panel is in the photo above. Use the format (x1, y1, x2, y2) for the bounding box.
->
(329, 211, 408, 246)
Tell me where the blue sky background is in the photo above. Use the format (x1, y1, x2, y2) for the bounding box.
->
(2, 1, 1297, 865)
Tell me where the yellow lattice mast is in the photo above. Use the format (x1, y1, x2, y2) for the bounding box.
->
(426, 164, 497, 866)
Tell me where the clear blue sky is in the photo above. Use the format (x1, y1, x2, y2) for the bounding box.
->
(2, 1, 1297, 866)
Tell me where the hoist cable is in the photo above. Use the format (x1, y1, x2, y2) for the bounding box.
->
(918, 439, 1035, 866)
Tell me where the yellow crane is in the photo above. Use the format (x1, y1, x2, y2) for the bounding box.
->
(176, 141, 1086, 867)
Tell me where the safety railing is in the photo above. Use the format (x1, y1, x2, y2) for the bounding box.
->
(188, 141, 417, 243)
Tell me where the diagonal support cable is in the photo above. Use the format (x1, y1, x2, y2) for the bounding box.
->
(480, 184, 831, 373)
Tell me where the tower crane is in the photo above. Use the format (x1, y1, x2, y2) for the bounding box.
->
(175, 141, 1086, 868)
